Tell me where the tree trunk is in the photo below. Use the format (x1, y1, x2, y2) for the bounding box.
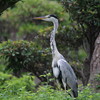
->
(89, 34, 100, 89)
(83, 58, 90, 86)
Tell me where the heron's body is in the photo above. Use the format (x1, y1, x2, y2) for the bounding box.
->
(33, 14, 78, 97)
(51, 30, 78, 97)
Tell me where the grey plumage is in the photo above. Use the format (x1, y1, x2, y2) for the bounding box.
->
(57, 59, 78, 97)
(52, 52, 78, 97)
(33, 14, 78, 98)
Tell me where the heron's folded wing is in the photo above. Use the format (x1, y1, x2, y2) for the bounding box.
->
(57, 59, 77, 89)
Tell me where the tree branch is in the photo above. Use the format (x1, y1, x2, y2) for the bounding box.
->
(0, 0, 20, 14)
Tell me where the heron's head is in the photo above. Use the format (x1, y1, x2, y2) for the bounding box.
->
(33, 14, 58, 22)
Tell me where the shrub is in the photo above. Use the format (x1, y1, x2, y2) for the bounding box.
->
(95, 74, 100, 89)
(0, 72, 12, 85)
(0, 72, 100, 100)
(0, 40, 51, 76)
(0, 73, 35, 100)
(77, 85, 100, 100)
(0, 80, 100, 100)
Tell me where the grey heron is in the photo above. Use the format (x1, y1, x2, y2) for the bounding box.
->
(33, 14, 78, 97)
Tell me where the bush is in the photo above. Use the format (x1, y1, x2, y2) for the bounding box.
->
(0, 40, 51, 76)
(0, 73, 35, 100)
(77, 85, 100, 100)
(0, 72, 12, 85)
(0, 77, 100, 100)
(0, 72, 100, 100)
(95, 74, 100, 89)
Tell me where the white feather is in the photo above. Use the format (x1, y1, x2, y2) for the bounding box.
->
(53, 67, 60, 78)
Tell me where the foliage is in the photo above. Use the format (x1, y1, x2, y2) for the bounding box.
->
(0, 0, 89, 84)
(0, 0, 100, 99)
(0, 72, 35, 100)
(0, 72, 12, 85)
(62, 0, 100, 56)
(77, 85, 100, 100)
(0, 0, 87, 61)
(62, 0, 100, 26)
(0, 40, 51, 76)
(61, 0, 100, 85)
(95, 74, 100, 89)
(0, 0, 73, 60)
(0, 0, 98, 91)
(0, 72, 100, 100)
(0, 58, 7, 72)
(95, 74, 100, 81)
(0, 0, 69, 38)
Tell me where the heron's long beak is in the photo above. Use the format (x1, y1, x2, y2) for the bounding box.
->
(33, 16, 46, 20)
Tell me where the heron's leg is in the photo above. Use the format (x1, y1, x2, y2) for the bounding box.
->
(56, 79, 61, 90)
(66, 85, 73, 97)
(62, 79, 66, 92)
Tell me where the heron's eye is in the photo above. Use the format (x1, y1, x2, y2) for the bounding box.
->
(48, 16, 50, 18)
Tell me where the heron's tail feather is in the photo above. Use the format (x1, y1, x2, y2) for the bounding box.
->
(72, 90, 78, 98)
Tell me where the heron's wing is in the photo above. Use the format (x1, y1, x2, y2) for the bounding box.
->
(57, 59, 77, 90)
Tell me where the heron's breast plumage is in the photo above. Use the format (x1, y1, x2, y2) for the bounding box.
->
(53, 67, 60, 78)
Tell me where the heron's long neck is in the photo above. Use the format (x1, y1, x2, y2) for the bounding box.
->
(50, 20, 59, 56)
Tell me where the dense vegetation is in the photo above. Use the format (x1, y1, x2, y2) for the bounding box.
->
(0, 72, 100, 100)
(0, 0, 100, 99)
(62, 0, 100, 85)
